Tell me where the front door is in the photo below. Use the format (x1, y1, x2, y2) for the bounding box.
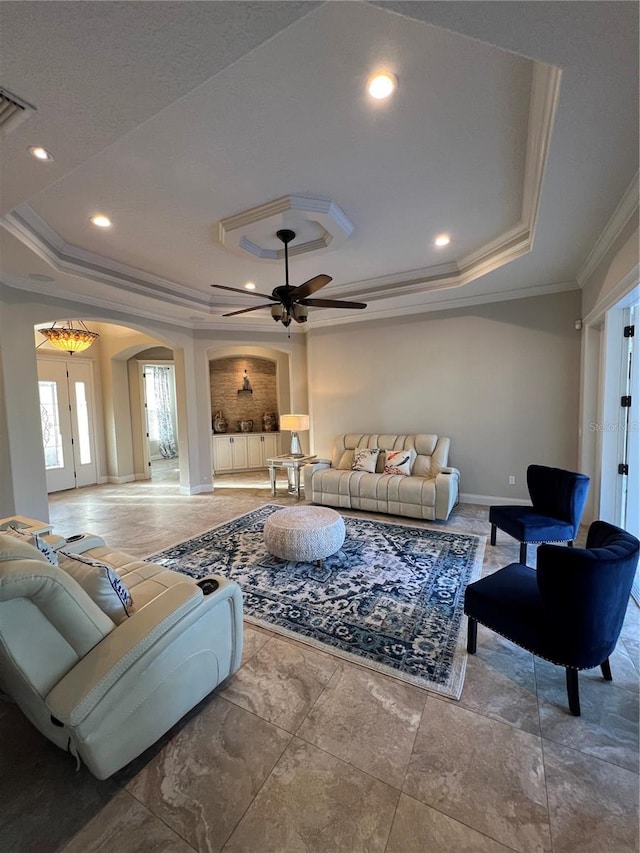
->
(37, 357, 98, 492)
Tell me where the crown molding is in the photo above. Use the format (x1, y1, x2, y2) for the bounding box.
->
(305, 280, 578, 329)
(2, 207, 210, 310)
(1, 61, 562, 316)
(576, 172, 639, 288)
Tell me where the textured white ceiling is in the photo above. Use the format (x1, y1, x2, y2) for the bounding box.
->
(0, 1, 637, 329)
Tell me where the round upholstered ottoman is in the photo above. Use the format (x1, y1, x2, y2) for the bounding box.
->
(264, 506, 345, 566)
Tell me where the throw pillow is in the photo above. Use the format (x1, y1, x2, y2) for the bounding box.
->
(58, 551, 134, 625)
(0, 531, 50, 564)
(4, 526, 59, 565)
(352, 448, 380, 473)
(384, 448, 416, 476)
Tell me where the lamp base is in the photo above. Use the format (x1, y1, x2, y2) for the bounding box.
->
(289, 431, 304, 457)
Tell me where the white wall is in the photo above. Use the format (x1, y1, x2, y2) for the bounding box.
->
(307, 290, 582, 501)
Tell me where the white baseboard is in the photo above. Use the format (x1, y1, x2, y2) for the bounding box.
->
(134, 472, 151, 481)
(98, 476, 109, 484)
(460, 493, 530, 507)
(179, 484, 213, 496)
(107, 475, 135, 485)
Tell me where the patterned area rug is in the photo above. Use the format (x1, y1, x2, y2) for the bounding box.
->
(150, 506, 485, 699)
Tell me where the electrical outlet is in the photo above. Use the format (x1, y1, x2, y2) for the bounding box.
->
(508, 475, 516, 485)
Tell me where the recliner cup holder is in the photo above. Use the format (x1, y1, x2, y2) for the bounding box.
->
(197, 578, 219, 595)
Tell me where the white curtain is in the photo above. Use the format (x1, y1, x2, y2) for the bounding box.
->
(149, 366, 177, 458)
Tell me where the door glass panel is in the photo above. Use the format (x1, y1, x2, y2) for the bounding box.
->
(75, 381, 92, 465)
(38, 380, 64, 469)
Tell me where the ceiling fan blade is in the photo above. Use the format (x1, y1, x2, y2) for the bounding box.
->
(212, 284, 278, 302)
(289, 274, 332, 301)
(299, 297, 367, 309)
(222, 303, 273, 317)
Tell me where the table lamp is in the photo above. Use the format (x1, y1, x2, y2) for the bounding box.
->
(280, 414, 310, 457)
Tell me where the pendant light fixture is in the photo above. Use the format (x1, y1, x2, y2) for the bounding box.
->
(39, 320, 100, 354)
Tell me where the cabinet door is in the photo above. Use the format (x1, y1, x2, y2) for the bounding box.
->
(262, 433, 279, 462)
(247, 435, 263, 468)
(231, 435, 248, 469)
(212, 436, 233, 472)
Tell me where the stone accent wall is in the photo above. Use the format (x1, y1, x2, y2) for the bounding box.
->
(209, 356, 279, 433)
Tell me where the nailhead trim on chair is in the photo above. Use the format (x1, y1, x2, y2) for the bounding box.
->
(465, 616, 588, 670)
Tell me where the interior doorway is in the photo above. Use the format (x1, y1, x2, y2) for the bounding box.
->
(37, 356, 98, 492)
(142, 363, 178, 475)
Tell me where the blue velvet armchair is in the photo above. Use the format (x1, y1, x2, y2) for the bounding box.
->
(489, 465, 590, 565)
(464, 520, 639, 715)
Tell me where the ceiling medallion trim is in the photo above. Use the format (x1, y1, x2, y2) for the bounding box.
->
(217, 193, 354, 258)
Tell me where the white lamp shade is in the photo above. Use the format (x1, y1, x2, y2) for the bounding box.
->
(280, 414, 309, 432)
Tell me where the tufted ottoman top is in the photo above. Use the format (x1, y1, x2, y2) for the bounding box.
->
(264, 506, 345, 563)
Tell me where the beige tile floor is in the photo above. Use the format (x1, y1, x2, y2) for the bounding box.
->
(1, 464, 638, 853)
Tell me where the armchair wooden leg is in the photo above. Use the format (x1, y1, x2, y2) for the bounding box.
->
(467, 618, 477, 654)
(600, 658, 612, 681)
(519, 542, 527, 564)
(568, 540, 574, 548)
(490, 524, 496, 546)
(566, 668, 581, 716)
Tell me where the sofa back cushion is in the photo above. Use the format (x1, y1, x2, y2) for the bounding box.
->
(331, 434, 447, 477)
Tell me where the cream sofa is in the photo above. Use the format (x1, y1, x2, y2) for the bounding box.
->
(303, 433, 460, 521)
(0, 531, 243, 779)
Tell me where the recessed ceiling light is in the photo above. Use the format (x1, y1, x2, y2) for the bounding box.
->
(90, 214, 112, 228)
(367, 72, 397, 100)
(434, 234, 451, 247)
(28, 145, 53, 162)
(244, 281, 256, 290)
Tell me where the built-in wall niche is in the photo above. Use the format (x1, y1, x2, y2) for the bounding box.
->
(209, 356, 278, 433)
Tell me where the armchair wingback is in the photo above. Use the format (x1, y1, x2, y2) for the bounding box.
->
(489, 464, 590, 564)
(464, 521, 639, 715)
(0, 532, 243, 778)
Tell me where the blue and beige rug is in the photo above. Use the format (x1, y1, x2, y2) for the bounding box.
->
(150, 505, 485, 699)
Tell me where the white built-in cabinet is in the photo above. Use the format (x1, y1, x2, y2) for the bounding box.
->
(212, 433, 279, 473)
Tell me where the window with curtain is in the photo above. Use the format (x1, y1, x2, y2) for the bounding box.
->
(145, 366, 177, 458)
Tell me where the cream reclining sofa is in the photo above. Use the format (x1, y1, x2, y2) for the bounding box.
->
(0, 531, 243, 779)
(303, 433, 460, 521)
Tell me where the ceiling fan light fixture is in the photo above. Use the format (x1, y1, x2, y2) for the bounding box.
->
(292, 304, 308, 324)
(271, 304, 283, 322)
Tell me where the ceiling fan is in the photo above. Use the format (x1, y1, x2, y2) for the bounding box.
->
(212, 229, 367, 327)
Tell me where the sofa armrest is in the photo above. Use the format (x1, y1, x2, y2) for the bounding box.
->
(55, 533, 107, 554)
(303, 459, 331, 495)
(46, 578, 239, 725)
(435, 467, 460, 520)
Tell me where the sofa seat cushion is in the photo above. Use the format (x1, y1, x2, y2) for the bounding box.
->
(311, 469, 437, 508)
(82, 546, 192, 609)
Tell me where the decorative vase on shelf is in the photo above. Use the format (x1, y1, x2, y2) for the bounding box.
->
(213, 411, 227, 433)
(238, 420, 253, 433)
(262, 412, 277, 432)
